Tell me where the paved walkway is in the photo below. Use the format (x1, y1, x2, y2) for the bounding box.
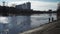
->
(19, 20, 60, 34)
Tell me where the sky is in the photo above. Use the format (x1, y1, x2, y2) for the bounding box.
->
(0, 0, 59, 11)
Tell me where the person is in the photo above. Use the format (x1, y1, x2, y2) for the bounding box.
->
(52, 17, 54, 22)
(49, 18, 50, 23)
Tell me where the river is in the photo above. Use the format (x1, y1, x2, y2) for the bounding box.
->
(0, 13, 57, 34)
(31, 13, 57, 28)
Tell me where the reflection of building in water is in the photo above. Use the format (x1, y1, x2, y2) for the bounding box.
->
(0, 23, 8, 34)
(15, 2, 31, 10)
(9, 16, 31, 34)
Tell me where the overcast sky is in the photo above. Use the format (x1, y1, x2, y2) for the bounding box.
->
(0, 0, 59, 11)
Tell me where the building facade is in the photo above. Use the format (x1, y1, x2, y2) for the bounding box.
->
(15, 2, 31, 10)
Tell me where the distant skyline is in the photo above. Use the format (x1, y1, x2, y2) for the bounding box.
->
(0, 0, 60, 11)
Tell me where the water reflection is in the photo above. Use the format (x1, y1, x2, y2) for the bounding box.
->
(8, 16, 31, 34)
(0, 16, 8, 23)
(31, 13, 57, 28)
(0, 13, 57, 34)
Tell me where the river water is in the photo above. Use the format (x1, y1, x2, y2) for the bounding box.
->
(0, 13, 57, 28)
(31, 13, 57, 28)
(0, 13, 57, 34)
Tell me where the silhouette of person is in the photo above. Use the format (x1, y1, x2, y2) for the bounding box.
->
(49, 18, 50, 23)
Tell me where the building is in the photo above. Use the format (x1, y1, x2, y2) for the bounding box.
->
(15, 2, 31, 10)
(26, 2, 31, 9)
(15, 4, 22, 9)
